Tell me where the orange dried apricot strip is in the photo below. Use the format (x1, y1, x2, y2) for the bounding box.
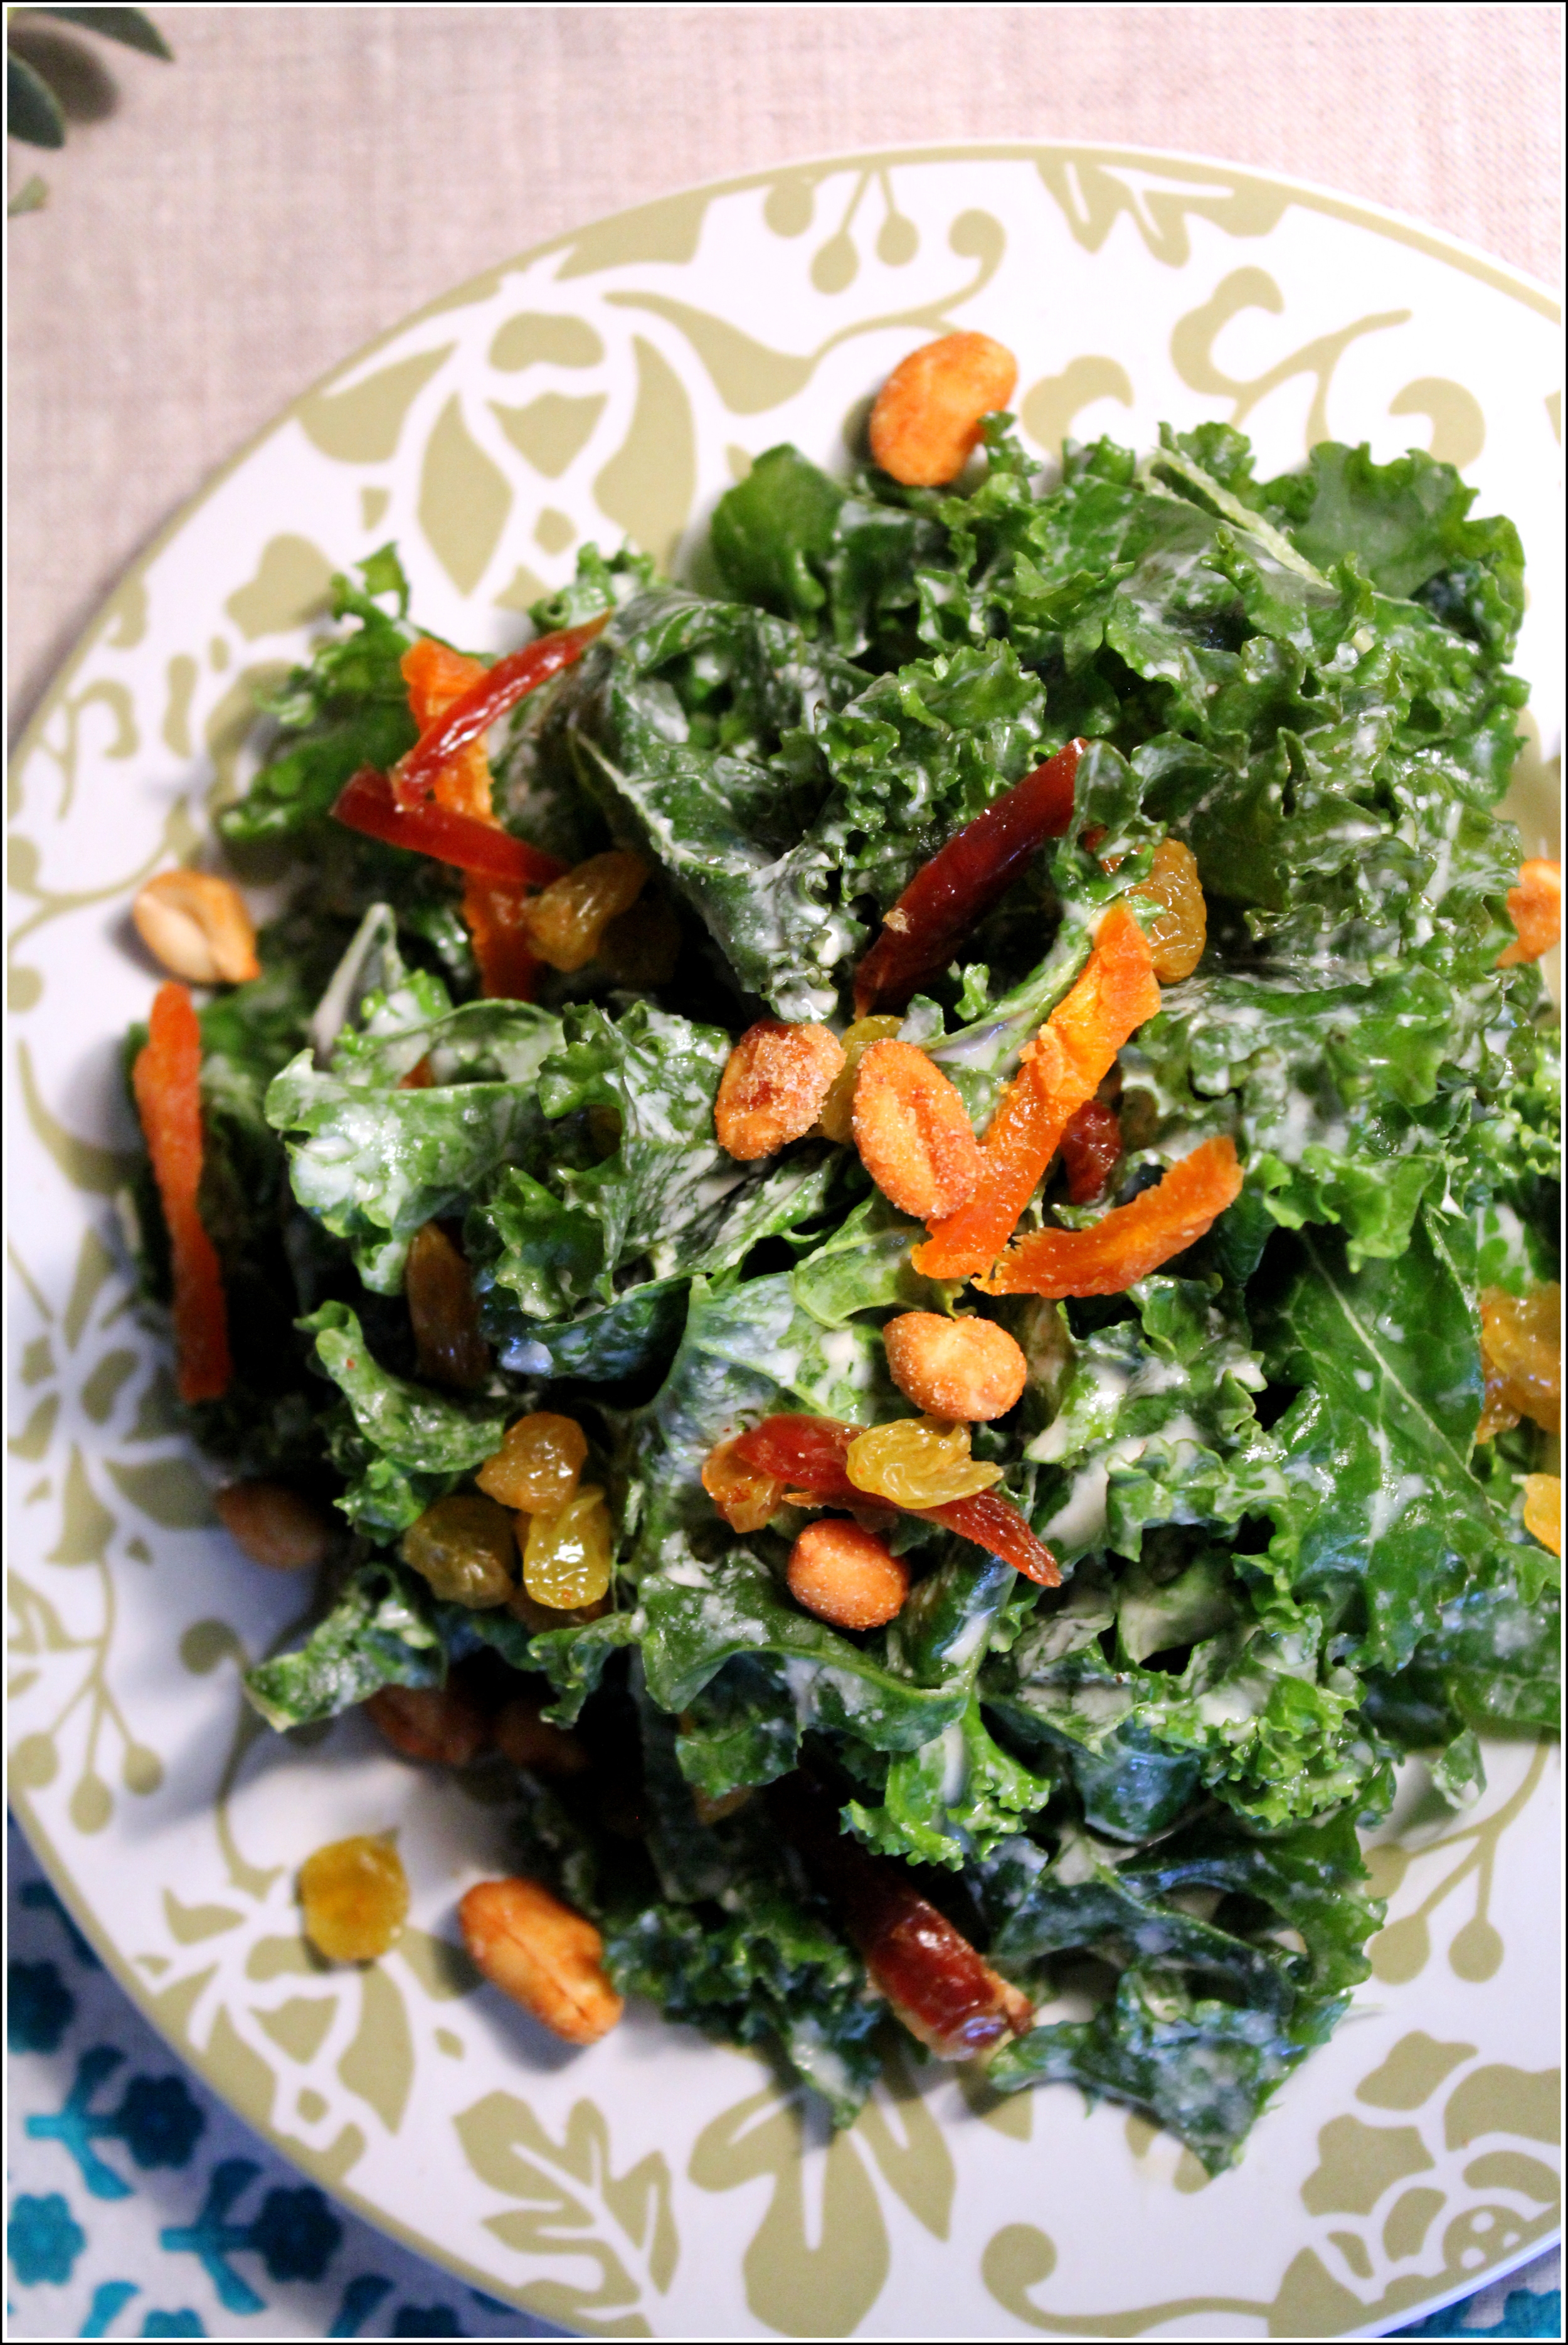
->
(913, 903, 1159, 1280)
(1497, 858, 1561, 968)
(132, 982, 232, 1404)
(401, 638, 493, 817)
(980, 1135, 1242, 1298)
(403, 638, 546, 1001)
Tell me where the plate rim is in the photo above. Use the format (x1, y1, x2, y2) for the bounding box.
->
(8, 135, 1562, 2336)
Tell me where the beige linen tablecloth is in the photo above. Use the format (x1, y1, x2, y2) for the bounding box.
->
(6, 2, 1562, 733)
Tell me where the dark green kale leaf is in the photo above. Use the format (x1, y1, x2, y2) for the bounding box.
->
(218, 548, 420, 846)
(243, 1558, 443, 1728)
(302, 1301, 511, 1537)
(467, 1001, 837, 1330)
(1257, 1204, 1528, 1673)
(267, 998, 561, 1293)
(562, 587, 867, 1018)
(980, 1804, 1382, 2169)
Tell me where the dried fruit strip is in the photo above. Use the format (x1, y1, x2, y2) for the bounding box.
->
(913, 903, 1158, 1279)
(980, 1136, 1242, 1298)
(132, 982, 231, 1404)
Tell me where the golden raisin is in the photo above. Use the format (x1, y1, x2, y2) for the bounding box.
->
(817, 1015, 903, 1144)
(366, 1681, 489, 1767)
(458, 1876, 623, 2044)
(787, 1518, 910, 1631)
(494, 1696, 590, 1777)
(1523, 1473, 1561, 1557)
(701, 1435, 786, 1533)
(851, 1040, 981, 1219)
(869, 332, 1020, 488)
(524, 850, 649, 972)
(476, 1412, 587, 1512)
(299, 1834, 408, 1962)
(845, 1417, 1003, 1508)
(521, 1486, 615, 1609)
(883, 1313, 1028, 1422)
(716, 1020, 845, 1160)
(1140, 837, 1207, 982)
(1498, 857, 1562, 966)
(405, 1223, 490, 1391)
(401, 1493, 517, 1607)
(1479, 1284, 1560, 1437)
(214, 1480, 335, 1570)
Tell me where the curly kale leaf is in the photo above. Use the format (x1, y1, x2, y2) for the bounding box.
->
(243, 1559, 442, 1728)
(980, 1804, 1382, 2169)
(467, 1001, 837, 1328)
(267, 999, 561, 1293)
(218, 548, 419, 846)
(302, 1301, 511, 1537)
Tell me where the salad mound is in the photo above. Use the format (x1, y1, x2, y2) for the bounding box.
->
(122, 363, 1560, 2171)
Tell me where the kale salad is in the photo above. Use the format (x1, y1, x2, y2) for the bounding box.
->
(122, 339, 1561, 2172)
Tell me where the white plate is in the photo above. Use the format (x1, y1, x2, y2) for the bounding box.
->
(7, 144, 1560, 2339)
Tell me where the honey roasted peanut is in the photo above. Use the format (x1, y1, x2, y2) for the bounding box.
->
(869, 332, 1020, 488)
(458, 1875, 623, 2044)
(851, 1040, 981, 1219)
(133, 870, 260, 986)
(716, 1020, 844, 1160)
(883, 1312, 1028, 1422)
(787, 1517, 910, 1631)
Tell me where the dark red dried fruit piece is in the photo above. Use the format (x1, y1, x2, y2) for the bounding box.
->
(854, 739, 1086, 1014)
(775, 1777, 1032, 2057)
(1061, 1096, 1123, 1205)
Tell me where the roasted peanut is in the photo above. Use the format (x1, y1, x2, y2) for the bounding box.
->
(1523, 1474, 1561, 1557)
(524, 850, 649, 972)
(817, 1015, 903, 1144)
(214, 1479, 335, 1570)
(458, 1875, 623, 2045)
(851, 1039, 982, 1218)
(476, 1411, 587, 1512)
(405, 1222, 490, 1391)
(366, 1681, 489, 1768)
(701, 1434, 787, 1533)
(401, 1493, 517, 1607)
(787, 1517, 910, 1631)
(716, 1020, 845, 1160)
(883, 1312, 1028, 1422)
(493, 1695, 590, 1777)
(1140, 837, 1207, 982)
(132, 869, 260, 985)
(299, 1835, 408, 1962)
(1498, 857, 1562, 966)
(868, 332, 1019, 488)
